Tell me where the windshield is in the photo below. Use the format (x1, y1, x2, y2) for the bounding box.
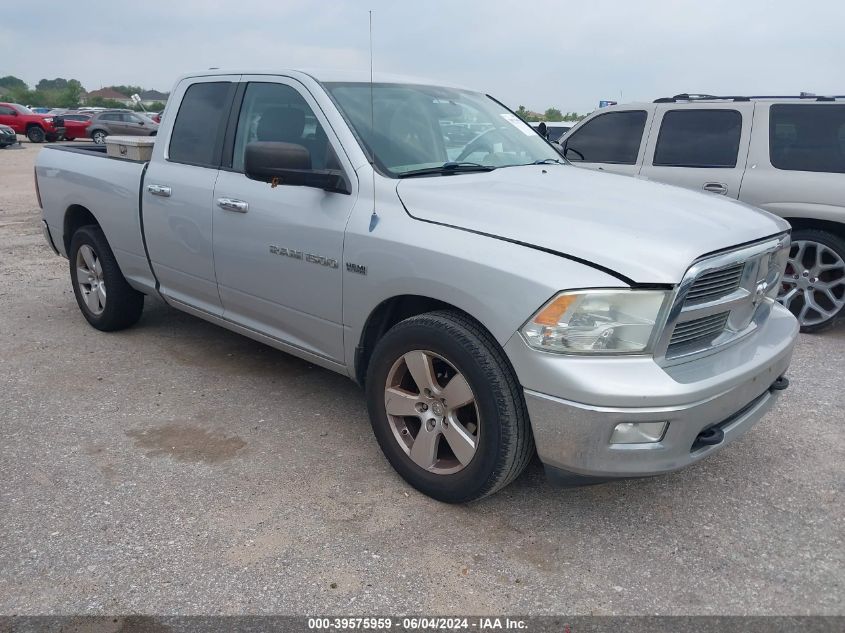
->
(325, 82, 562, 176)
(13, 104, 35, 115)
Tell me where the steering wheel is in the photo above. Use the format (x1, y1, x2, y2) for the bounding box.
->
(455, 127, 504, 163)
(563, 145, 585, 161)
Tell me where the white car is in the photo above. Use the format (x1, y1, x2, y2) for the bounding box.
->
(561, 94, 845, 331)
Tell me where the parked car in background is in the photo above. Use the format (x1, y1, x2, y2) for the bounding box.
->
(60, 112, 93, 141)
(560, 94, 845, 331)
(0, 103, 65, 142)
(29, 106, 51, 114)
(0, 124, 17, 147)
(87, 110, 159, 144)
(530, 121, 574, 143)
(35, 69, 797, 502)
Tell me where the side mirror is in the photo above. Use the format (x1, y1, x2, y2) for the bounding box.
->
(245, 141, 350, 195)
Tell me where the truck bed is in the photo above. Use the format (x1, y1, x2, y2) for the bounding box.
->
(36, 143, 157, 293)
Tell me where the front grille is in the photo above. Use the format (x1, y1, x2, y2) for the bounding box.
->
(667, 311, 730, 352)
(659, 235, 789, 362)
(684, 263, 744, 303)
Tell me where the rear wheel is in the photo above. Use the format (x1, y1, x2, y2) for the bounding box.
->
(69, 225, 144, 331)
(779, 229, 845, 332)
(365, 310, 534, 503)
(26, 126, 46, 143)
(91, 129, 107, 144)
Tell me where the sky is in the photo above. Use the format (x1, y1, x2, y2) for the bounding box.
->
(2, 0, 844, 114)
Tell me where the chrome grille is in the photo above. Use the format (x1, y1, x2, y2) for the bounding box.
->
(684, 263, 744, 304)
(658, 235, 790, 363)
(667, 311, 730, 351)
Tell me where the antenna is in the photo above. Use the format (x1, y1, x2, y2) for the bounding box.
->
(368, 10, 379, 232)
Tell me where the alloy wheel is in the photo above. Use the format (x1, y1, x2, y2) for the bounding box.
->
(75, 244, 106, 315)
(384, 350, 480, 474)
(779, 239, 845, 327)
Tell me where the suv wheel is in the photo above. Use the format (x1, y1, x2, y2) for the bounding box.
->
(69, 225, 144, 331)
(26, 126, 46, 143)
(779, 229, 845, 332)
(365, 310, 534, 503)
(91, 130, 107, 144)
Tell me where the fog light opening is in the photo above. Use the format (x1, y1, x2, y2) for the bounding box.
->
(610, 421, 668, 444)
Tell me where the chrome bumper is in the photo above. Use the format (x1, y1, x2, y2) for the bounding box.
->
(505, 302, 799, 481)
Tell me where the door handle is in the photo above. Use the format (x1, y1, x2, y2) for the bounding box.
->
(146, 184, 171, 197)
(216, 198, 249, 213)
(702, 182, 728, 195)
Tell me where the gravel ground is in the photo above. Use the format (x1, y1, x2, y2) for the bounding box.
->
(0, 142, 843, 616)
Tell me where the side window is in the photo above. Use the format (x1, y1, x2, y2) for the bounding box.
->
(654, 109, 742, 168)
(169, 81, 234, 167)
(564, 111, 646, 164)
(769, 104, 845, 174)
(231, 82, 331, 172)
(0, 105, 16, 115)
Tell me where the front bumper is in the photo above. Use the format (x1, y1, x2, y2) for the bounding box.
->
(505, 301, 798, 482)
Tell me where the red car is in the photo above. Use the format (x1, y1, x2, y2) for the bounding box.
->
(0, 103, 65, 143)
(59, 113, 92, 141)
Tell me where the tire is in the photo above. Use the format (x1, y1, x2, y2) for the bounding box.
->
(91, 130, 107, 144)
(365, 310, 534, 503)
(779, 229, 845, 333)
(26, 126, 46, 143)
(69, 225, 144, 331)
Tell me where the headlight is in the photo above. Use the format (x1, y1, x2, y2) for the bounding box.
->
(521, 289, 669, 354)
(44, 117, 53, 123)
(763, 240, 790, 300)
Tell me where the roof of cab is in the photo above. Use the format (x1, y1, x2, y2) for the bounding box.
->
(173, 69, 477, 92)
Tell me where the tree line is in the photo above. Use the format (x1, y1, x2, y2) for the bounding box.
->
(514, 105, 585, 122)
(0, 76, 163, 111)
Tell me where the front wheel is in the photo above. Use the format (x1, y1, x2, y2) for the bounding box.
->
(69, 225, 144, 331)
(779, 229, 845, 332)
(26, 126, 46, 143)
(365, 310, 534, 503)
(91, 130, 107, 144)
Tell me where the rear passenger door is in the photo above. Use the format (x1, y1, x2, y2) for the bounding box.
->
(561, 108, 652, 176)
(142, 77, 238, 315)
(639, 104, 753, 198)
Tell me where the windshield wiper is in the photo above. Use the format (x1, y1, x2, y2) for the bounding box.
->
(529, 158, 564, 165)
(397, 162, 497, 178)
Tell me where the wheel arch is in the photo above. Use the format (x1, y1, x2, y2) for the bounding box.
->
(25, 122, 44, 131)
(355, 294, 497, 386)
(784, 217, 845, 242)
(63, 204, 100, 254)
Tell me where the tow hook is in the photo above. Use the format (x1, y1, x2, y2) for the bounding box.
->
(770, 375, 790, 391)
(695, 426, 725, 447)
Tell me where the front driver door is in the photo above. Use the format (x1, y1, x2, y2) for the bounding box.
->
(562, 108, 652, 176)
(212, 77, 358, 362)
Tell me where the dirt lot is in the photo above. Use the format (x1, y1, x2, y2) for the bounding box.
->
(0, 142, 843, 615)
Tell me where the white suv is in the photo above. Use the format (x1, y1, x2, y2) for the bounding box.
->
(561, 94, 845, 331)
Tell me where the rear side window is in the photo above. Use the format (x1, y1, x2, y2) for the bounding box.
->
(169, 81, 234, 167)
(564, 111, 646, 164)
(654, 109, 742, 168)
(770, 104, 845, 173)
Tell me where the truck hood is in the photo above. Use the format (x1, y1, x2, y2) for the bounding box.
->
(395, 165, 788, 284)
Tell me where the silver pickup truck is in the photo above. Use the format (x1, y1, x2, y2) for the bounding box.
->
(36, 70, 799, 502)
